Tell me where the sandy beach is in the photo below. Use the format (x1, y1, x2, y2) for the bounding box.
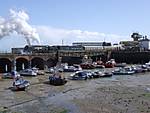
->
(0, 70, 150, 113)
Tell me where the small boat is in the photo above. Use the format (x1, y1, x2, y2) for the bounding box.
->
(70, 71, 92, 80)
(112, 68, 135, 75)
(2, 70, 20, 79)
(115, 63, 126, 67)
(73, 64, 82, 71)
(12, 77, 30, 91)
(93, 62, 105, 68)
(63, 65, 82, 72)
(131, 66, 144, 73)
(63, 66, 77, 72)
(100, 72, 113, 77)
(145, 61, 150, 66)
(91, 71, 102, 78)
(19, 69, 37, 76)
(105, 62, 114, 68)
(2, 73, 13, 79)
(94, 65, 105, 68)
(80, 63, 95, 69)
(49, 71, 67, 86)
(32, 67, 45, 75)
(49, 76, 67, 86)
(46, 67, 55, 74)
(105, 59, 116, 68)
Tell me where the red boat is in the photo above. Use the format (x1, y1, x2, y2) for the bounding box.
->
(80, 63, 95, 69)
(104, 59, 116, 68)
(105, 62, 114, 68)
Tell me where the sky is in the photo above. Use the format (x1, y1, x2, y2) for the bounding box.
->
(0, 0, 150, 51)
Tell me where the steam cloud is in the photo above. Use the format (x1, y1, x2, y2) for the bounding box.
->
(0, 9, 40, 45)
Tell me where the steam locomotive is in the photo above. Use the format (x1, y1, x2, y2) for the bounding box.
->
(23, 45, 85, 53)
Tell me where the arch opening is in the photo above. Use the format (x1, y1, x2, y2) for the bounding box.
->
(31, 57, 44, 70)
(47, 58, 57, 68)
(0, 58, 11, 73)
(16, 58, 29, 71)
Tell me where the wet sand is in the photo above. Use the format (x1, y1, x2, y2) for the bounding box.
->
(0, 70, 150, 113)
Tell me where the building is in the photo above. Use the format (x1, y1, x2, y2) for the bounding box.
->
(72, 42, 112, 50)
(139, 38, 150, 50)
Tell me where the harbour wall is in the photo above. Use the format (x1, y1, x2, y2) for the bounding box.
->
(62, 50, 150, 64)
(110, 51, 150, 64)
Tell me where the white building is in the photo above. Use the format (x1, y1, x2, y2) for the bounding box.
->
(139, 38, 150, 50)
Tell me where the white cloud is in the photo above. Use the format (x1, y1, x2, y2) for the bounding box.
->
(36, 25, 130, 45)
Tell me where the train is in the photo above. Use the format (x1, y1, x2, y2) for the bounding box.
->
(12, 45, 85, 54)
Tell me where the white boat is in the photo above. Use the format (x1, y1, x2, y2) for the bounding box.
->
(2, 70, 20, 79)
(63, 65, 82, 72)
(19, 69, 37, 76)
(32, 67, 45, 75)
(112, 67, 135, 75)
(145, 61, 150, 66)
(13, 77, 30, 91)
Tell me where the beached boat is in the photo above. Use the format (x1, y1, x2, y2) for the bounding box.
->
(112, 68, 135, 75)
(105, 59, 116, 68)
(49, 70, 67, 86)
(91, 71, 102, 78)
(131, 65, 144, 73)
(63, 65, 82, 72)
(145, 61, 150, 66)
(2, 73, 13, 79)
(49, 76, 67, 86)
(2, 70, 20, 79)
(12, 77, 30, 91)
(70, 71, 93, 80)
(19, 69, 37, 76)
(32, 67, 45, 75)
(105, 61, 114, 68)
(93, 62, 105, 68)
(80, 63, 95, 69)
(101, 72, 113, 77)
(115, 63, 126, 67)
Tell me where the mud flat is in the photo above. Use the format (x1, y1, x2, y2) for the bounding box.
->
(0, 72, 150, 113)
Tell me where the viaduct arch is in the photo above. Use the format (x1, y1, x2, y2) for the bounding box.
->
(0, 58, 12, 73)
